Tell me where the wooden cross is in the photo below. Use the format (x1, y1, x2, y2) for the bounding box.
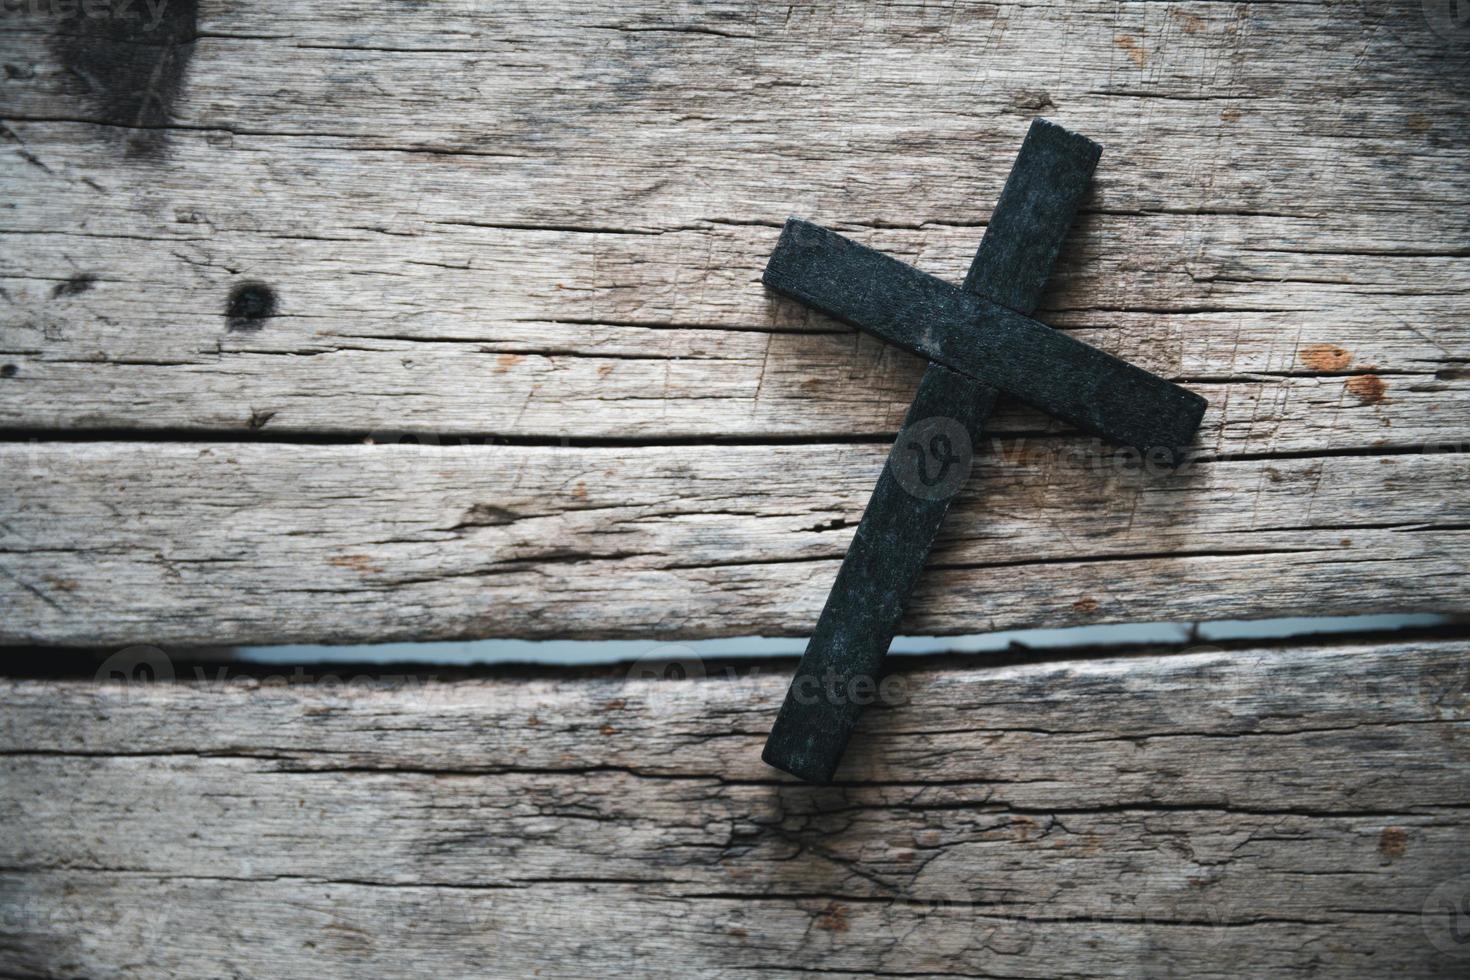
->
(760, 119, 1208, 783)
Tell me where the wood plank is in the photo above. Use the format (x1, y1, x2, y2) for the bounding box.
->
(2, 441, 1465, 644)
(2, 207, 1463, 447)
(1, 0, 1465, 444)
(4, 224, 1463, 451)
(2, 636, 1468, 976)
(2, 2, 1466, 228)
(0, 180, 1463, 446)
(1, 0, 1466, 640)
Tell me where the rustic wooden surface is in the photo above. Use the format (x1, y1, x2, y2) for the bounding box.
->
(2, 441, 1467, 645)
(1, 635, 1468, 976)
(4, 7, 1468, 976)
(1, 0, 1468, 643)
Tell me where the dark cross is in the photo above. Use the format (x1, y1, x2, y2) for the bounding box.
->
(760, 119, 1207, 783)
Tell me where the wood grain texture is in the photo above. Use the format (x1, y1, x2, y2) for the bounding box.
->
(1, 440, 1466, 645)
(2, 635, 1468, 976)
(1, 0, 1467, 641)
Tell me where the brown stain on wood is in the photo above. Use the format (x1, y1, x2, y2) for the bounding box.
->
(598, 723, 618, 736)
(1379, 826, 1406, 859)
(814, 902, 850, 932)
(1407, 113, 1431, 134)
(1114, 35, 1147, 67)
(1220, 107, 1242, 123)
(1073, 597, 1101, 614)
(496, 354, 524, 372)
(1300, 344, 1352, 371)
(328, 555, 385, 575)
(1013, 816, 1038, 842)
(1346, 375, 1387, 405)
(1171, 10, 1206, 33)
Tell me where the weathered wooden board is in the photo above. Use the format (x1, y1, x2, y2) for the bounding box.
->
(2, 441, 1466, 644)
(1, 0, 1468, 642)
(3, 215, 1465, 448)
(1, 0, 1466, 443)
(2, 636, 1468, 975)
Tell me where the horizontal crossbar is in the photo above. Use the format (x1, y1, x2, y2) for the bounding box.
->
(763, 219, 1207, 463)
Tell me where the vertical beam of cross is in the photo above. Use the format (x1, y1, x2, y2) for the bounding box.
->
(762, 119, 1102, 783)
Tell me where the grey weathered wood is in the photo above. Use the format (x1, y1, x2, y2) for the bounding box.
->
(0, 213, 1464, 447)
(2, 636, 1468, 976)
(1, 441, 1466, 645)
(2, 5, 1465, 975)
(0, 0, 1465, 444)
(1, 0, 1467, 642)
